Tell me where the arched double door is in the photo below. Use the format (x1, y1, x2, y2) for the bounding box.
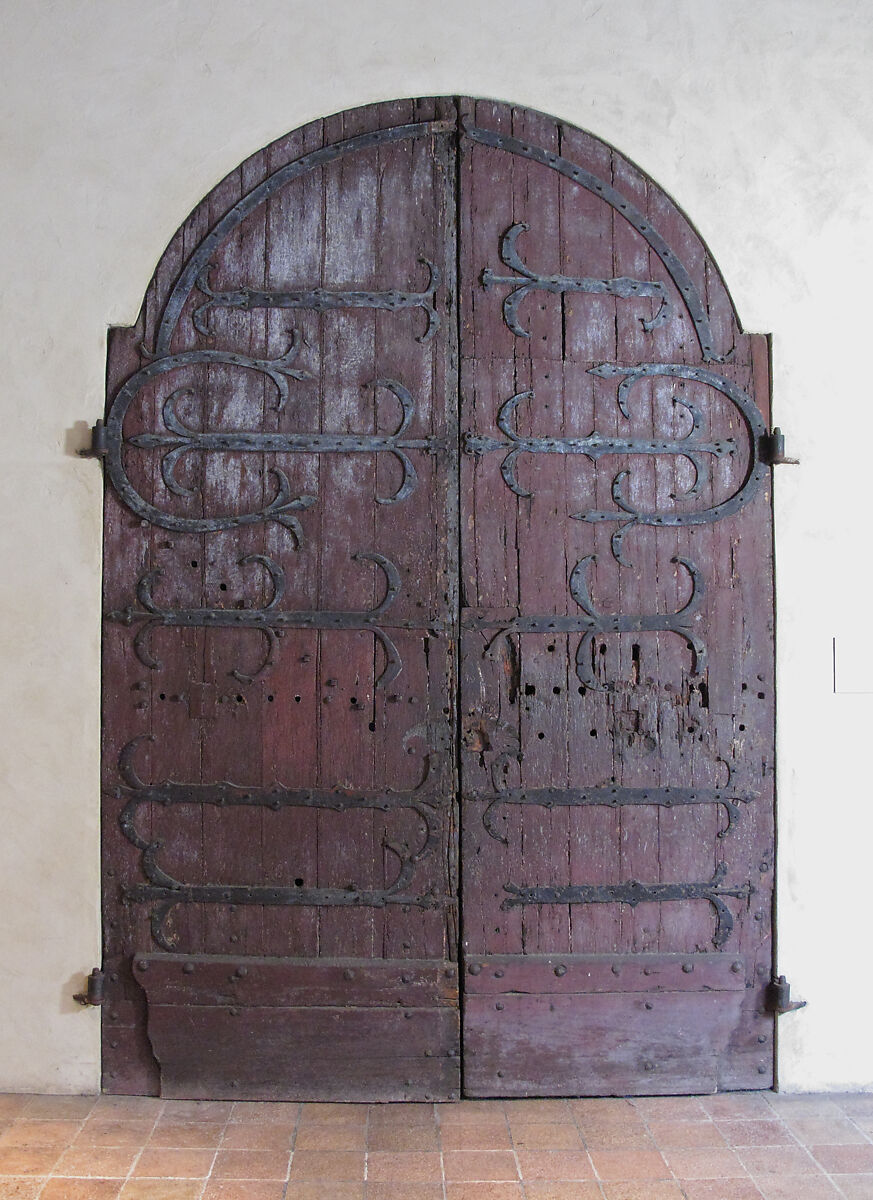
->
(100, 98, 775, 1100)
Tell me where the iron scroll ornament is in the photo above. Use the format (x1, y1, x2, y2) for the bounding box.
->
(462, 554, 706, 691)
(463, 120, 731, 362)
(475, 783, 753, 845)
(464, 363, 769, 565)
(482, 222, 672, 338)
(106, 551, 405, 687)
(193, 256, 441, 344)
(104, 347, 442, 535)
(501, 863, 754, 950)
(114, 737, 449, 951)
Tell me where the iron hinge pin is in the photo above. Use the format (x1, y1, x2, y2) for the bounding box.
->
(78, 419, 108, 459)
(765, 974, 807, 1015)
(73, 968, 106, 1006)
(763, 428, 799, 466)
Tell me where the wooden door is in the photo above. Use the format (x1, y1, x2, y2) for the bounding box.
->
(100, 97, 775, 1100)
(458, 101, 774, 1094)
(101, 98, 461, 1100)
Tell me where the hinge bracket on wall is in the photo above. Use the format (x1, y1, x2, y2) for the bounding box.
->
(765, 974, 807, 1015)
(73, 968, 105, 1006)
(761, 427, 799, 465)
(78, 419, 108, 459)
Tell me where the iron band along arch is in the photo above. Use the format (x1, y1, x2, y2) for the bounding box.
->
(99, 97, 774, 1100)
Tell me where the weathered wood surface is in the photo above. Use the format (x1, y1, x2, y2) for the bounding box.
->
(147, 1006, 459, 1101)
(102, 97, 460, 1098)
(457, 99, 774, 1094)
(102, 96, 774, 1100)
(463, 992, 744, 1097)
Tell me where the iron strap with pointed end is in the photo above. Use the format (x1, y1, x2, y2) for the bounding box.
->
(114, 737, 450, 951)
(464, 387, 732, 500)
(154, 118, 456, 355)
(194, 257, 441, 343)
(501, 864, 754, 949)
(482, 222, 672, 337)
(463, 121, 730, 362)
(475, 784, 753, 844)
(106, 551, 407, 686)
(462, 555, 705, 690)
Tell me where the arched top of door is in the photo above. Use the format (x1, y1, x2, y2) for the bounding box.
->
(127, 97, 747, 365)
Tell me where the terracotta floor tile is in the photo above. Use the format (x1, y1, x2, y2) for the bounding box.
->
(297, 1103, 369, 1127)
(680, 1183, 766, 1200)
(663, 1146, 749, 1178)
(229, 1101, 300, 1124)
(53, 1145, 139, 1176)
(159, 1101, 234, 1124)
(132, 1147, 216, 1177)
(589, 1148, 670, 1180)
(631, 1097, 707, 1121)
(700, 1093, 774, 1120)
(647, 1120, 726, 1149)
(828, 1177, 873, 1199)
(148, 1122, 225, 1148)
(440, 1124, 512, 1150)
(119, 1182, 203, 1200)
(219, 1122, 294, 1151)
(201, 1183, 288, 1200)
(93, 1097, 165, 1120)
(366, 1150, 444, 1181)
(0, 1100, 33, 1122)
(283, 1185, 365, 1200)
(287, 1149, 366, 1180)
(503, 1100, 572, 1123)
(75, 1120, 157, 1148)
(718, 1120, 794, 1146)
(443, 1150, 520, 1181)
(833, 1095, 873, 1117)
(765, 1095, 845, 1119)
(23, 1095, 97, 1120)
(210, 1148, 292, 1179)
(579, 1122, 654, 1150)
(41, 1180, 122, 1200)
(514, 1151, 595, 1180)
(754, 1176, 841, 1199)
(0, 1146, 62, 1175)
(367, 1103, 436, 1127)
(0, 1180, 43, 1200)
(524, 1185, 604, 1200)
(810, 1142, 873, 1172)
(292, 1125, 367, 1151)
(600, 1184, 686, 1200)
(0, 1120, 83, 1148)
(569, 1098, 637, 1120)
(444, 1185, 525, 1200)
(510, 1123, 584, 1150)
(366, 1124, 440, 1151)
(365, 1186, 443, 1200)
(785, 1116, 869, 1143)
(437, 1103, 508, 1127)
(737, 1145, 822, 1175)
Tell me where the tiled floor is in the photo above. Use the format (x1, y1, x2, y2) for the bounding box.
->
(0, 1092, 872, 1199)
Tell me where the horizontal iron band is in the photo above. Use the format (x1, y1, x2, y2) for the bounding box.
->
(126, 883, 452, 910)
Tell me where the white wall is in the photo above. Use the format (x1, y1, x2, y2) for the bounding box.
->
(1, 0, 870, 1093)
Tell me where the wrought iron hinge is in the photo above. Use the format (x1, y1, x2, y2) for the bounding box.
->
(73, 968, 105, 1006)
(765, 974, 807, 1015)
(761, 427, 798, 465)
(78, 419, 108, 459)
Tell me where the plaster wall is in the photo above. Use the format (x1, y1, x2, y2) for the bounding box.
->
(1, 0, 870, 1093)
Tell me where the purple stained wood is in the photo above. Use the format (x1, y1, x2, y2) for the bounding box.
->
(101, 97, 774, 1101)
